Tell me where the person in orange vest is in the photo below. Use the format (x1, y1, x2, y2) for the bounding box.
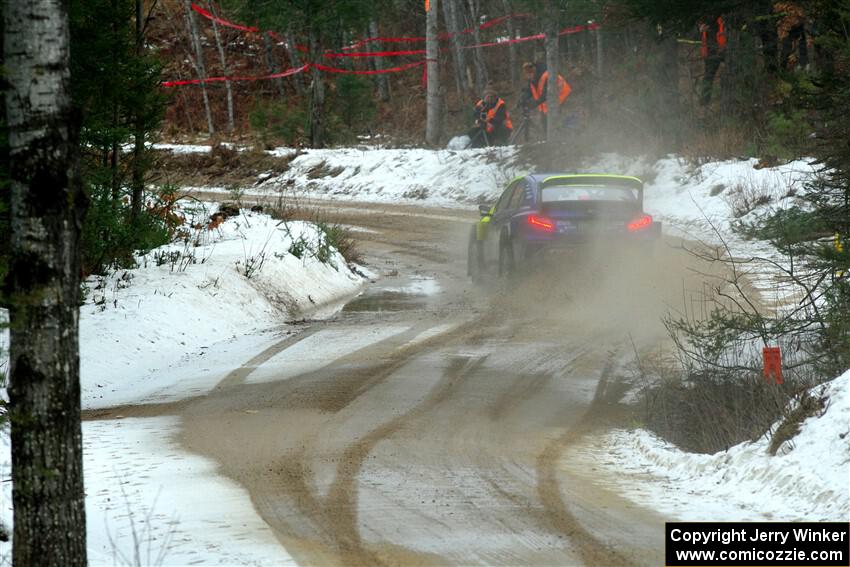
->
(521, 62, 572, 113)
(468, 84, 513, 147)
(699, 16, 727, 105)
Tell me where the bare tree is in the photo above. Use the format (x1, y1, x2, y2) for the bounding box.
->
(426, 0, 442, 145)
(208, 1, 235, 133)
(464, 0, 488, 93)
(442, 0, 469, 96)
(4, 0, 88, 564)
(543, 2, 560, 142)
(263, 34, 287, 97)
(182, 0, 214, 135)
(284, 29, 307, 96)
(131, 0, 147, 222)
(594, 24, 603, 77)
(308, 30, 326, 148)
(369, 20, 391, 102)
(501, 0, 519, 88)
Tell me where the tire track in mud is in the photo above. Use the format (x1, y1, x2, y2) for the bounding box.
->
(318, 355, 489, 565)
(459, 342, 639, 565)
(259, 302, 635, 565)
(216, 327, 321, 389)
(186, 313, 496, 566)
(534, 358, 633, 567)
(81, 327, 323, 421)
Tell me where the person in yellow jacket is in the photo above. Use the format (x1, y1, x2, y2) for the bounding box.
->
(468, 84, 513, 147)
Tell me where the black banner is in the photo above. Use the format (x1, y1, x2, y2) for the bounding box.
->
(666, 522, 849, 566)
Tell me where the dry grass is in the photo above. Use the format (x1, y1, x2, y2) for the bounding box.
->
(768, 389, 826, 455)
(637, 363, 802, 454)
(680, 122, 753, 164)
(150, 143, 297, 187)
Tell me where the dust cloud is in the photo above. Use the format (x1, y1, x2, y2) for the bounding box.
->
(479, 236, 727, 353)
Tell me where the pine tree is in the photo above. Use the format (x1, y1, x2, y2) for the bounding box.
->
(70, 0, 166, 275)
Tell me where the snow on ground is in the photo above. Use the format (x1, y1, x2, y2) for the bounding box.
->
(255, 146, 522, 206)
(81, 208, 365, 409)
(1, 207, 366, 565)
(244, 145, 817, 304)
(587, 153, 819, 302)
(566, 370, 850, 522)
(84, 417, 294, 566)
(0, 144, 841, 562)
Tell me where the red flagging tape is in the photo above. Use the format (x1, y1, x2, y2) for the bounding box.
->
(311, 61, 426, 75)
(191, 2, 532, 53)
(326, 49, 427, 58)
(326, 22, 602, 58)
(162, 64, 309, 87)
(190, 3, 259, 33)
(162, 61, 426, 87)
(339, 16, 530, 51)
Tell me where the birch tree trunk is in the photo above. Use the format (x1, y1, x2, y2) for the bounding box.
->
(426, 0, 442, 145)
(442, 0, 468, 96)
(208, 2, 235, 133)
(544, 8, 560, 142)
(3, 0, 88, 564)
(369, 20, 391, 102)
(182, 0, 214, 135)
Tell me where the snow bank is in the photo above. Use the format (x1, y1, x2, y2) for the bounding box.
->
(570, 371, 849, 521)
(80, 209, 365, 409)
(256, 146, 521, 206)
(642, 156, 816, 245)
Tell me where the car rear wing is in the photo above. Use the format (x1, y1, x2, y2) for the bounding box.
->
(540, 175, 645, 207)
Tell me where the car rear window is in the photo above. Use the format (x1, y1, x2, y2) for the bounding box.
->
(541, 185, 638, 202)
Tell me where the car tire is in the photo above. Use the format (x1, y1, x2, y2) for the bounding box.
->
(498, 236, 514, 277)
(467, 226, 484, 283)
(522, 243, 542, 269)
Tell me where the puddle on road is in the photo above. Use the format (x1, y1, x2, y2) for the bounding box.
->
(343, 277, 440, 313)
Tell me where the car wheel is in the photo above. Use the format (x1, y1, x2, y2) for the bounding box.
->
(467, 227, 484, 283)
(498, 236, 514, 277)
(521, 243, 542, 269)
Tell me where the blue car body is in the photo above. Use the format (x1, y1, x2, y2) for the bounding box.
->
(468, 173, 662, 278)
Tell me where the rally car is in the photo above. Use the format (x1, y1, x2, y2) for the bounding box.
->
(467, 174, 661, 280)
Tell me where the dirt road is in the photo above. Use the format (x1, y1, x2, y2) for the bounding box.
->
(97, 201, 710, 565)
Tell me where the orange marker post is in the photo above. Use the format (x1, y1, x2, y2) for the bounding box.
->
(763, 346, 783, 384)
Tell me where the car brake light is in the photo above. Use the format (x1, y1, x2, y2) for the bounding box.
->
(627, 214, 653, 232)
(527, 215, 555, 232)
